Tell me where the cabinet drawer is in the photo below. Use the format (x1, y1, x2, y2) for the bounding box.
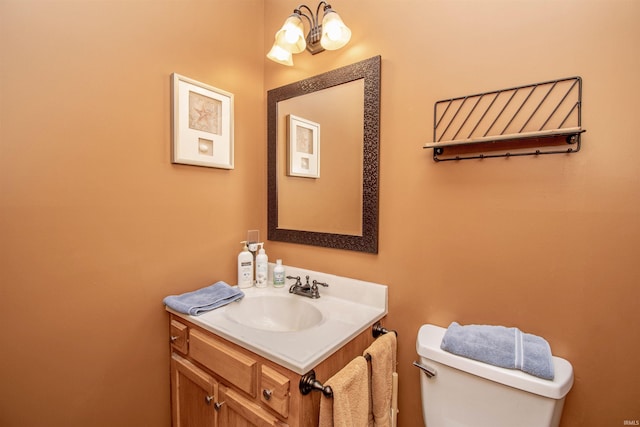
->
(190, 329, 257, 396)
(260, 365, 290, 418)
(170, 319, 188, 354)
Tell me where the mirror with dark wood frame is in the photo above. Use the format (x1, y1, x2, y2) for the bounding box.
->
(267, 56, 381, 253)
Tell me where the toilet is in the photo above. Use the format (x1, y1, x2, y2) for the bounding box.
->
(415, 324, 574, 427)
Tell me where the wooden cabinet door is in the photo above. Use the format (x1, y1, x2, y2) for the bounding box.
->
(171, 353, 219, 427)
(218, 385, 287, 427)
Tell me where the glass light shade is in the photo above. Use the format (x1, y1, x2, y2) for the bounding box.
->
(274, 15, 306, 54)
(320, 10, 351, 50)
(267, 43, 294, 66)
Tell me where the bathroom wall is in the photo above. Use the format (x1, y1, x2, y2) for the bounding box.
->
(264, 1, 640, 426)
(0, 1, 264, 426)
(1, 1, 639, 427)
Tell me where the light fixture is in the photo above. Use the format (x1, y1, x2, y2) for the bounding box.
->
(267, 2, 351, 66)
(266, 44, 294, 66)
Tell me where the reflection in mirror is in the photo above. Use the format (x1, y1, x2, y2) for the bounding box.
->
(267, 56, 380, 253)
(278, 79, 364, 235)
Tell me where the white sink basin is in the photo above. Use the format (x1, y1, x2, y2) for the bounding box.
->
(224, 295, 323, 332)
(167, 265, 387, 374)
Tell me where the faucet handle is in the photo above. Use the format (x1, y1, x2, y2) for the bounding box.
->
(312, 280, 329, 288)
(287, 276, 302, 294)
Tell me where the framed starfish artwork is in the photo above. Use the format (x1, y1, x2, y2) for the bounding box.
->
(171, 73, 234, 169)
(287, 114, 320, 178)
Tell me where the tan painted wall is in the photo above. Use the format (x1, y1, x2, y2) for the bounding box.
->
(264, 1, 640, 426)
(1, 0, 639, 426)
(0, 1, 265, 426)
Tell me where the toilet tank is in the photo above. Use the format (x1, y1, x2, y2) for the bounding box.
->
(416, 324, 574, 427)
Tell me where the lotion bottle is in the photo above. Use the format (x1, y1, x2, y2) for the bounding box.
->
(237, 241, 254, 289)
(255, 243, 268, 288)
(273, 259, 285, 288)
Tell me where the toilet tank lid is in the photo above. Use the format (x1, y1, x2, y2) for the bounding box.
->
(416, 324, 574, 399)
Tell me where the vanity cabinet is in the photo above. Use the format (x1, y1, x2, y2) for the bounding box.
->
(169, 314, 376, 427)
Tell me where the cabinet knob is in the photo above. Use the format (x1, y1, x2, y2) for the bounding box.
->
(262, 389, 272, 401)
(205, 396, 224, 411)
(170, 336, 179, 343)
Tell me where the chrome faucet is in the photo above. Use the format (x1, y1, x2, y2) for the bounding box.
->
(288, 275, 329, 299)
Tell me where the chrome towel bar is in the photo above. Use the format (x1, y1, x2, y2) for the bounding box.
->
(300, 324, 397, 396)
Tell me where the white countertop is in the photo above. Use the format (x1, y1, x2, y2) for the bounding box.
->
(166, 265, 388, 374)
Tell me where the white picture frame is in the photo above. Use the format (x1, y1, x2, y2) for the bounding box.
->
(287, 114, 320, 178)
(171, 73, 234, 169)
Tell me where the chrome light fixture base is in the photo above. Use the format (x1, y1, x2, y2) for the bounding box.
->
(305, 24, 325, 54)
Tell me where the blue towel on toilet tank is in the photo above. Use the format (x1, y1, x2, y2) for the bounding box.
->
(163, 281, 244, 316)
(440, 322, 555, 380)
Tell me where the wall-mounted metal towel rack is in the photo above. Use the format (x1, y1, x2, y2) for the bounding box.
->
(424, 76, 585, 161)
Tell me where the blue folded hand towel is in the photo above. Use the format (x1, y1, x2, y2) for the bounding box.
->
(440, 322, 555, 380)
(163, 281, 244, 316)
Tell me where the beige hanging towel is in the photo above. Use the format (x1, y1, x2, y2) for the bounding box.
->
(319, 356, 370, 427)
(364, 333, 398, 427)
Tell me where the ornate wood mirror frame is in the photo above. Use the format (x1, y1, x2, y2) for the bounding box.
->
(267, 56, 381, 253)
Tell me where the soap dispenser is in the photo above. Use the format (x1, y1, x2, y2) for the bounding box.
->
(273, 259, 285, 288)
(237, 241, 254, 289)
(255, 243, 268, 288)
